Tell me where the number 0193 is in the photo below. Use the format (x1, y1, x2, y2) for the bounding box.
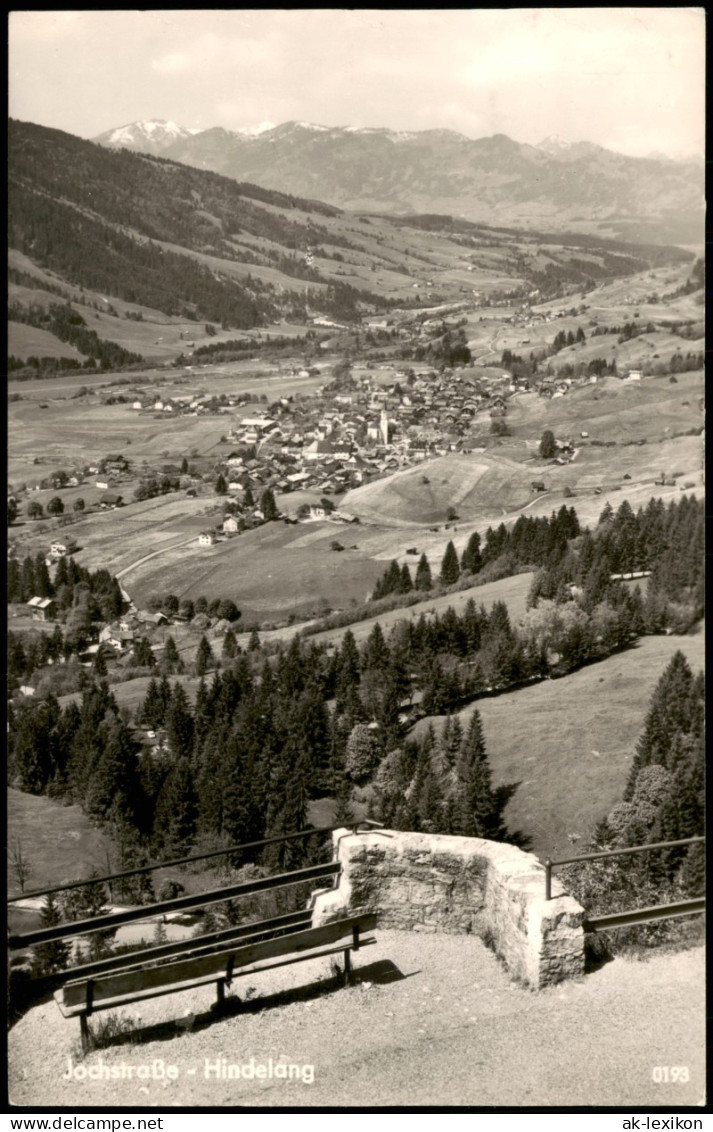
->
(652, 1066, 689, 1083)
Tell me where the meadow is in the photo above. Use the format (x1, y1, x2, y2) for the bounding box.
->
(7, 787, 113, 901)
(412, 624, 705, 862)
(124, 518, 385, 622)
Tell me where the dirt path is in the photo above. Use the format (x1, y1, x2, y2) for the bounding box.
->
(115, 536, 198, 582)
(8, 933, 704, 1109)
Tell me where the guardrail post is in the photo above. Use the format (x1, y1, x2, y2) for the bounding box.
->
(545, 859, 552, 902)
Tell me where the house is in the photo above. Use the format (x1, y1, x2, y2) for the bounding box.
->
(95, 479, 110, 490)
(137, 610, 168, 626)
(99, 626, 134, 651)
(27, 596, 57, 621)
(100, 492, 123, 508)
(198, 531, 216, 546)
(222, 516, 240, 534)
(531, 481, 547, 493)
(50, 541, 67, 558)
(19, 685, 36, 697)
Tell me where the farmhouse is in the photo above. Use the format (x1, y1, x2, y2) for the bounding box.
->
(198, 531, 216, 546)
(99, 625, 134, 651)
(100, 492, 123, 509)
(222, 516, 240, 534)
(50, 541, 68, 558)
(531, 481, 547, 493)
(27, 596, 57, 621)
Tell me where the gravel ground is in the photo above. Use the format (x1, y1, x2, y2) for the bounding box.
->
(8, 932, 705, 1109)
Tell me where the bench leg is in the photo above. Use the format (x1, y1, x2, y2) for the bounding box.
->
(343, 948, 352, 986)
(216, 979, 225, 1008)
(79, 1014, 92, 1057)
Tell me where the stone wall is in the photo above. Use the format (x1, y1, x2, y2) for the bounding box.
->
(311, 829, 585, 988)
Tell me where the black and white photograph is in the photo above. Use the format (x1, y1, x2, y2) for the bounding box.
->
(6, 8, 705, 1115)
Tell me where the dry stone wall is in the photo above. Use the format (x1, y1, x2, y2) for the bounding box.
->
(311, 829, 585, 988)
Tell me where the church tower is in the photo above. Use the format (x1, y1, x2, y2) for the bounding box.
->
(380, 407, 389, 446)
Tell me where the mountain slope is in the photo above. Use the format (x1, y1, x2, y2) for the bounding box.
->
(7, 119, 694, 371)
(95, 120, 704, 242)
(93, 119, 195, 154)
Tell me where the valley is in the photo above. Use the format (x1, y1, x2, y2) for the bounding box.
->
(6, 116, 704, 925)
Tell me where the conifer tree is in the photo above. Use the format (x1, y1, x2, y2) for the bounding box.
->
(260, 487, 278, 521)
(222, 627, 238, 659)
(30, 893, 70, 977)
(195, 634, 214, 677)
(414, 553, 432, 591)
(162, 635, 184, 675)
(455, 710, 508, 840)
(439, 540, 460, 586)
(166, 682, 194, 762)
(461, 531, 482, 575)
(133, 636, 155, 668)
(153, 757, 197, 855)
(399, 563, 413, 593)
(91, 645, 107, 678)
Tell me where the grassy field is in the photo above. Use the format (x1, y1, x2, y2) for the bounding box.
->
(411, 623, 705, 862)
(125, 518, 385, 622)
(12, 493, 218, 575)
(303, 571, 534, 650)
(57, 673, 203, 714)
(7, 787, 113, 901)
(8, 322, 86, 362)
(342, 451, 541, 528)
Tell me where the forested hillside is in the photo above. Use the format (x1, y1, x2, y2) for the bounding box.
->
(7, 120, 378, 331)
(8, 495, 703, 880)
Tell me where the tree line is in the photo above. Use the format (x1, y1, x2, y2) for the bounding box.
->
(561, 650, 704, 952)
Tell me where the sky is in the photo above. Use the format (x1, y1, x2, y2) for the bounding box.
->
(8, 8, 706, 158)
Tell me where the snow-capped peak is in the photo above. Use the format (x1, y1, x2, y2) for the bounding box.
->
(537, 134, 573, 152)
(94, 119, 193, 152)
(234, 121, 277, 137)
(292, 121, 331, 132)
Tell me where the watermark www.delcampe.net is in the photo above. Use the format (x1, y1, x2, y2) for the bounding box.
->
(62, 1057, 315, 1084)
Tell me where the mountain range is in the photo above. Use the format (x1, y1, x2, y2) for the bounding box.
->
(93, 119, 704, 244)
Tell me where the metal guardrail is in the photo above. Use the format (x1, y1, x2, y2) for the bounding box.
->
(8, 861, 342, 951)
(8, 819, 383, 905)
(544, 835, 705, 932)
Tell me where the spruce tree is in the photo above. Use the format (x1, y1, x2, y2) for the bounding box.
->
(222, 627, 238, 659)
(153, 757, 197, 855)
(260, 488, 278, 521)
(162, 636, 184, 675)
(440, 540, 460, 586)
(414, 553, 432, 591)
(133, 636, 155, 667)
(461, 531, 482, 575)
(455, 710, 508, 840)
(166, 682, 194, 761)
(195, 635, 214, 676)
(30, 893, 70, 976)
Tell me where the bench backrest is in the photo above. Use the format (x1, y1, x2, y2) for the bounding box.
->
(61, 913, 377, 1010)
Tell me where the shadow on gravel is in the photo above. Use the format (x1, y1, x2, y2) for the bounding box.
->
(88, 960, 415, 1051)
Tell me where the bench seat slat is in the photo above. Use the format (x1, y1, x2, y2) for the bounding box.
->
(54, 936, 376, 1018)
(54, 908, 314, 986)
(61, 914, 377, 1011)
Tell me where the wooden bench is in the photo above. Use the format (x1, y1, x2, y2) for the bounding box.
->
(54, 913, 377, 1054)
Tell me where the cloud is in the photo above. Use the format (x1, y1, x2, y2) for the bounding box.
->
(152, 52, 189, 75)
